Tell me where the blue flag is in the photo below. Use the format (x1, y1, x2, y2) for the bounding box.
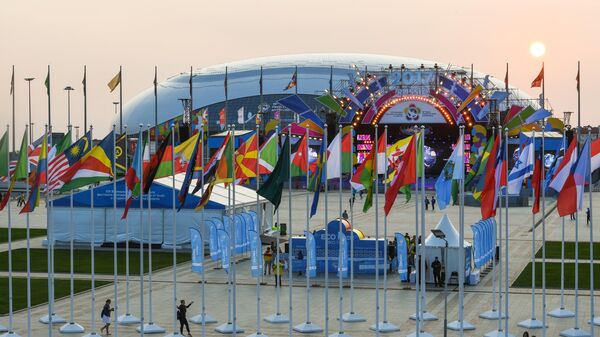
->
(305, 231, 317, 278)
(189, 227, 204, 274)
(207, 220, 220, 261)
(338, 233, 348, 278)
(218, 229, 229, 271)
(435, 135, 464, 209)
(395, 232, 408, 281)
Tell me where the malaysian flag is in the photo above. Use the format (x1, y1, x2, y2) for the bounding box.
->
(47, 131, 92, 191)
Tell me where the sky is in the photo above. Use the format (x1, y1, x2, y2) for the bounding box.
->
(1, 0, 599, 141)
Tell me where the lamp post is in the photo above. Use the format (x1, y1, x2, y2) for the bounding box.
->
(179, 98, 192, 139)
(431, 229, 448, 337)
(64, 86, 75, 128)
(25, 77, 35, 143)
(74, 126, 80, 139)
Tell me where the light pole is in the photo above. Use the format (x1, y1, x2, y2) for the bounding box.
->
(64, 86, 75, 128)
(179, 98, 192, 139)
(431, 229, 448, 337)
(25, 77, 35, 142)
(113, 102, 119, 131)
(74, 126, 80, 139)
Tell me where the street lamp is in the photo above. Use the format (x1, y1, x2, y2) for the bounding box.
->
(25, 77, 35, 142)
(431, 229, 448, 337)
(64, 86, 75, 128)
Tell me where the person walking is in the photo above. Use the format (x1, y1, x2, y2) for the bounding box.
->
(431, 196, 436, 211)
(296, 249, 304, 276)
(263, 247, 273, 275)
(273, 258, 285, 286)
(424, 196, 430, 211)
(431, 257, 442, 287)
(342, 209, 349, 220)
(100, 299, 114, 335)
(177, 299, 194, 336)
(586, 208, 591, 226)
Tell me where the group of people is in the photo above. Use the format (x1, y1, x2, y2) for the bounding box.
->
(263, 243, 286, 286)
(424, 195, 436, 211)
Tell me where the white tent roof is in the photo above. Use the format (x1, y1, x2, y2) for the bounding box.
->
(424, 214, 470, 248)
(154, 173, 266, 209)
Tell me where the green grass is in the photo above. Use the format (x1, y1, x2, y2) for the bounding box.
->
(0, 277, 111, 315)
(535, 241, 600, 260)
(0, 228, 47, 244)
(512, 262, 600, 290)
(0, 248, 191, 275)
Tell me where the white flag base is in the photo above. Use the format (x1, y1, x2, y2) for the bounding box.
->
(406, 330, 435, 337)
(517, 318, 546, 329)
(39, 313, 67, 324)
(264, 313, 289, 324)
(484, 330, 515, 337)
(137, 322, 166, 333)
(59, 322, 85, 334)
(117, 313, 141, 325)
(409, 311, 438, 321)
(341, 312, 366, 322)
(190, 313, 218, 324)
(560, 327, 591, 337)
(81, 332, 99, 337)
(588, 316, 600, 326)
(447, 320, 476, 331)
(293, 322, 323, 333)
(246, 332, 269, 337)
(162, 332, 182, 337)
(479, 309, 506, 320)
(548, 308, 576, 318)
(0, 325, 7, 333)
(370, 321, 400, 332)
(215, 322, 244, 334)
(0, 332, 22, 337)
(329, 332, 352, 337)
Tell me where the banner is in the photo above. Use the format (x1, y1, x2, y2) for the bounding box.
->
(395, 232, 408, 281)
(189, 227, 204, 273)
(338, 233, 348, 278)
(249, 226, 262, 278)
(305, 231, 317, 278)
(218, 229, 229, 271)
(207, 220, 220, 261)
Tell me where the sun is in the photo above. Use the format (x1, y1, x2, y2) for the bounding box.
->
(530, 42, 546, 58)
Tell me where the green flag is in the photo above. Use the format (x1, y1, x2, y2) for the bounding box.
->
(257, 137, 290, 210)
(505, 106, 535, 131)
(258, 133, 278, 173)
(14, 129, 29, 180)
(315, 94, 346, 116)
(0, 130, 8, 177)
(54, 130, 73, 155)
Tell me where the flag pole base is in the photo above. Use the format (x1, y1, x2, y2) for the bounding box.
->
(370, 321, 400, 332)
(447, 320, 476, 331)
(59, 322, 85, 334)
(560, 327, 591, 337)
(0, 325, 7, 333)
(162, 332, 182, 337)
(479, 309, 506, 320)
(215, 322, 244, 334)
(484, 330, 515, 337)
(329, 332, 352, 337)
(81, 332, 99, 337)
(190, 313, 218, 324)
(517, 318, 546, 329)
(409, 311, 438, 321)
(406, 330, 435, 337)
(0, 332, 22, 337)
(39, 313, 67, 324)
(293, 322, 323, 333)
(341, 312, 366, 322)
(117, 313, 141, 325)
(137, 322, 166, 333)
(548, 308, 576, 318)
(246, 332, 269, 337)
(264, 313, 289, 324)
(588, 317, 600, 326)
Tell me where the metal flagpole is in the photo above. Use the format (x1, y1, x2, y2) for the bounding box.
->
(232, 124, 241, 336)
(82, 126, 97, 337)
(587, 127, 597, 330)
(111, 125, 119, 337)
(138, 125, 146, 337)
(25, 125, 31, 337)
(119, 66, 123, 134)
(11, 66, 15, 153)
(343, 126, 364, 323)
(323, 124, 329, 337)
(375, 125, 380, 337)
(3, 123, 16, 336)
(164, 124, 179, 337)
(503, 127, 512, 337)
(409, 126, 421, 337)
(419, 125, 435, 323)
(288, 126, 294, 337)
(43, 125, 53, 334)
(542, 125, 548, 337)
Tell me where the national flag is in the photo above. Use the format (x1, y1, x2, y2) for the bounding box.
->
(192, 132, 231, 195)
(257, 136, 290, 210)
(28, 133, 52, 167)
(108, 70, 121, 92)
(0, 130, 28, 211)
(0, 130, 8, 179)
(309, 137, 326, 218)
(114, 133, 127, 175)
(549, 137, 578, 201)
(532, 155, 542, 214)
(21, 130, 47, 213)
(531, 65, 544, 88)
(264, 120, 279, 138)
(47, 131, 91, 191)
(194, 132, 234, 210)
(82, 66, 87, 96)
(466, 135, 494, 198)
(10, 66, 14, 95)
(591, 138, 600, 173)
(504, 64, 509, 89)
(557, 137, 591, 216)
(143, 130, 172, 194)
(434, 134, 464, 211)
(258, 133, 278, 174)
(177, 129, 202, 210)
(507, 136, 535, 194)
(237, 107, 245, 124)
(290, 134, 309, 177)
(326, 131, 352, 180)
(235, 132, 258, 180)
(44, 67, 50, 96)
(385, 135, 417, 215)
(284, 69, 297, 90)
(377, 129, 387, 175)
(503, 105, 524, 125)
(351, 132, 383, 212)
(59, 130, 115, 192)
(480, 134, 501, 219)
(576, 67, 580, 92)
(122, 130, 146, 219)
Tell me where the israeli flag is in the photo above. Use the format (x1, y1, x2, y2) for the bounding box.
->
(189, 227, 204, 274)
(507, 136, 535, 194)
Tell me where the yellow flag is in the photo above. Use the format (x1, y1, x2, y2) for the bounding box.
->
(107, 71, 121, 92)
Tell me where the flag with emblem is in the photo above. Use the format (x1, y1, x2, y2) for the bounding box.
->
(235, 132, 258, 180)
(290, 133, 309, 177)
(122, 129, 146, 219)
(115, 133, 127, 175)
(47, 131, 92, 192)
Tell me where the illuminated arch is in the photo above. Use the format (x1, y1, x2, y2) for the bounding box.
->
(355, 94, 456, 126)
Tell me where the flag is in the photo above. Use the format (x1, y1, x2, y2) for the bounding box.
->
(434, 134, 464, 210)
(309, 137, 326, 218)
(385, 135, 417, 215)
(507, 136, 535, 194)
(290, 133, 309, 177)
(28, 133, 52, 166)
(457, 85, 483, 112)
(122, 130, 146, 219)
(591, 138, 600, 173)
(21, 130, 47, 213)
(264, 120, 279, 138)
(218, 228, 229, 270)
(114, 133, 127, 174)
(235, 132, 258, 180)
(143, 130, 172, 194)
(47, 131, 91, 191)
(10, 67, 14, 95)
(576, 67, 580, 92)
(377, 129, 387, 175)
(237, 107, 245, 124)
(194, 132, 234, 210)
(549, 137, 578, 195)
(326, 131, 352, 180)
(571, 138, 591, 213)
(0, 130, 9, 179)
(480, 134, 501, 219)
(82, 66, 87, 97)
(59, 130, 115, 192)
(503, 105, 524, 125)
(44, 67, 50, 96)
(338, 233, 348, 278)
(315, 94, 346, 116)
(178, 131, 202, 210)
(219, 107, 226, 129)
(466, 135, 494, 198)
(0, 130, 28, 211)
(108, 70, 121, 92)
(189, 227, 204, 274)
(193, 132, 231, 195)
(285, 69, 297, 90)
(505, 106, 536, 131)
(532, 156, 542, 214)
(504, 65, 509, 89)
(257, 137, 289, 210)
(305, 231, 317, 278)
(258, 133, 278, 174)
(531, 65, 544, 88)
(351, 132, 383, 212)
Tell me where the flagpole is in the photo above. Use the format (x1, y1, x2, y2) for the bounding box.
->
(503, 127, 511, 337)
(83, 66, 87, 132)
(43, 125, 53, 333)
(410, 125, 421, 337)
(119, 66, 123, 134)
(111, 124, 119, 337)
(288, 125, 294, 337)
(587, 127, 596, 331)
(11, 66, 15, 154)
(419, 125, 434, 324)
(169, 123, 178, 336)
(25, 124, 31, 337)
(541, 125, 547, 337)
(232, 125, 240, 336)
(322, 123, 330, 337)
(5, 123, 15, 335)
(47, 65, 51, 128)
(139, 125, 146, 337)
(374, 124, 380, 337)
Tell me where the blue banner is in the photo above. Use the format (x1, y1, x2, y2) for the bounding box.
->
(305, 231, 317, 278)
(471, 224, 481, 268)
(207, 220, 221, 261)
(395, 232, 408, 281)
(234, 214, 245, 254)
(249, 227, 262, 278)
(189, 227, 204, 274)
(218, 229, 230, 271)
(338, 233, 348, 278)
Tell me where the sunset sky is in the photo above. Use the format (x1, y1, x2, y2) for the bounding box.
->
(1, 0, 599, 138)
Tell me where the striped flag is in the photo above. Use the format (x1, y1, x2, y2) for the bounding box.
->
(21, 129, 47, 213)
(47, 131, 92, 192)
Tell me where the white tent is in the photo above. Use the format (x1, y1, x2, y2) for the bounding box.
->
(420, 214, 472, 285)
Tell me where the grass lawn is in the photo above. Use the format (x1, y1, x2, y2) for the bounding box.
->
(0, 277, 110, 315)
(0, 248, 191, 275)
(535, 241, 600, 260)
(0, 228, 47, 244)
(512, 262, 600, 290)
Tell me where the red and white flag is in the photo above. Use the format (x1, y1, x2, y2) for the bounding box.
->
(549, 137, 578, 217)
